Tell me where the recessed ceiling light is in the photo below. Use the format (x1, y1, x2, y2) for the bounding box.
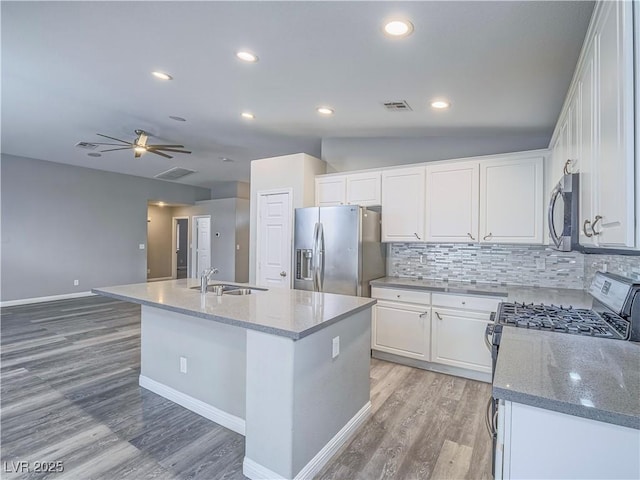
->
(236, 51, 259, 63)
(152, 71, 173, 81)
(241, 112, 255, 119)
(158, 202, 166, 207)
(317, 107, 334, 115)
(430, 100, 450, 109)
(220, 157, 235, 163)
(169, 115, 186, 122)
(383, 20, 414, 37)
(87, 152, 102, 157)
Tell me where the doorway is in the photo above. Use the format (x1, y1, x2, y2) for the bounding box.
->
(256, 189, 292, 288)
(172, 217, 189, 279)
(192, 215, 211, 278)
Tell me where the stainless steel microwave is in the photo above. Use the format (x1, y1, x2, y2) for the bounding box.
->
(548, 173, 579, 251)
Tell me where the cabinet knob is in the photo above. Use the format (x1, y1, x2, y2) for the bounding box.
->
(280, 271, 287, 277)
(483, 233, 493, 241)
(583, 219, 593, 238)
(396, 294, 401, 298)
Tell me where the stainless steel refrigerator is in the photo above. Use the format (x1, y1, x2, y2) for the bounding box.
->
(294, 205, 386, 296)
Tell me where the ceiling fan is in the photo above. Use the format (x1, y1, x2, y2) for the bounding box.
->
(93, 129, 191, 159)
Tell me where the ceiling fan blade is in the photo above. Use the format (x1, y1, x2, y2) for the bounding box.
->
(100, 147, 134, 152)
(147, 144, 185, 148)
(148, 150, 173, 159)
(149, 148, 192, 154)
(96, 133, 132, 144)
(93, 142, 134, 146)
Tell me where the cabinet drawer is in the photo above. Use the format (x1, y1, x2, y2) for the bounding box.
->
(371, 287, 431, 305)
(432, 293, 501, 312)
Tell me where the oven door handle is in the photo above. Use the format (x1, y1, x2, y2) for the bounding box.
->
(484, 323, 494, 353)
(548, 182, 563, 248)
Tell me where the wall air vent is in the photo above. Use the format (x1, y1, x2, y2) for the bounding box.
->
(382, 100, 412, 111)
(154, 167, 197, 181)
(75, 141, 99, 150)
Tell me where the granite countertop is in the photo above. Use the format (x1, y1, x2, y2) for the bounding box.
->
(93, 279, 375, 340)
(493, 327, 640, 429)
(370, 277, 593, 308)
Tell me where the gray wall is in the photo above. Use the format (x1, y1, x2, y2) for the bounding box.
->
(146, 204, 174, 279)
(1, 154, 210, 302)
(321, 135, 551, 172)
(209, 181, 250, 200)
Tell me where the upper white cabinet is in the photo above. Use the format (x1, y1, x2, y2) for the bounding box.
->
(315, 171, 381, 207)
(479, 157, 544, 244)
(551, 0, 635, 248)
(426, 161, 479, 242)
(381, 167, 426, 242)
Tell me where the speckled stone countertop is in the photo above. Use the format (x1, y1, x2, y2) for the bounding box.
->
(93, 279, 375, 340)
(493, 328, 640, 429)
(370, 277, 593, 308)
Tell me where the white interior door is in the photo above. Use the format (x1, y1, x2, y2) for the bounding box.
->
(192, 215, 211, 278)
(257, 190, 292, 288)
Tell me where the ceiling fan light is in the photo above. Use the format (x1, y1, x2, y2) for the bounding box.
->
(134, 146, 147, 153)
(152, 71, 173, 81)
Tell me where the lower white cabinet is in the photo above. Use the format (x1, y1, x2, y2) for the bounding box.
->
(372, 300, 430, 360)
(496, 400, 640, 479)
(430, 307, 493, 373)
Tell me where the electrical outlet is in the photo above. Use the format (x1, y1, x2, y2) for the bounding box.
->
(601, 263, 608, 273)
(179, 356, 187, 373)
(139, 244, 145, 250)
(73, 279, 79, 286)
(332, 336, 340, 359)
(419, 255, 426, 264)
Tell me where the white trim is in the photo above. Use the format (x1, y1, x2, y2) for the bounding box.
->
(242, 401, 372, 480)
(171, 216, 189, 280)
(139, 375, 245, 435)
(1, 291, 95, 307)
(146, 276, 173, 282)
(255, 188, 294, 289)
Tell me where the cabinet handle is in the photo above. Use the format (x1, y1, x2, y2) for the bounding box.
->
(483, 233, 493, 241)
(419, 311, 429, 318)
(435, 311, 443, 320)
(563, 159, 572, 175)
(467, 233, 475, 241)
(414, 232, 421, 240)
(583, 219, 593, 238)
(591, 215, 602, 236)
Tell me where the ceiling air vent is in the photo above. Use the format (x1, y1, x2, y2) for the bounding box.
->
(382, 100, 412, 111)
(75, 141, 99, 150)
(155, 167, 197, 181)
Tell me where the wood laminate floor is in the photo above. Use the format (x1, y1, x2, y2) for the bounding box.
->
(1, 296, 492, 480)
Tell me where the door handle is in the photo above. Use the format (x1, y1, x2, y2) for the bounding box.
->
(483, 233, 493, 241)
(563, 159, 573, 175)
(583, 219, 593, 238)
(435, 311, 443, 320)
(419, 311, 429, 318)
(414, 232, 421, 240)
(467, 233, 475, 241)
(280, 271, 287, 277)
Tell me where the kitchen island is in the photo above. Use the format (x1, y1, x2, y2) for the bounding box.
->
(93, 279, 376, 480)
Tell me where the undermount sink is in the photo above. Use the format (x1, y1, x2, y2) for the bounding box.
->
(190, 283, 267, 295)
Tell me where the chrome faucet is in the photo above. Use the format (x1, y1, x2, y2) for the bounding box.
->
(200, 268, 219, 294)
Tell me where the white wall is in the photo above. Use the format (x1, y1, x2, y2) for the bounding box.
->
(248, 153, 326, 283)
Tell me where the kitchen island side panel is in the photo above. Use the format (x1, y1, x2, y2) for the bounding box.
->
(140, 305, 247, 420)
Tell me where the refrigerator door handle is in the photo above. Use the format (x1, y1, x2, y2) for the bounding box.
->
(318, 222, 325, 291)
(312, 222, 320, 292)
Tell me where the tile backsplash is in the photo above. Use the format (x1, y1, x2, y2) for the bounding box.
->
(388, 243, 639, 290)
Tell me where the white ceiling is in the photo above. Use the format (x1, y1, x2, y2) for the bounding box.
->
(1, 1, 594, 188)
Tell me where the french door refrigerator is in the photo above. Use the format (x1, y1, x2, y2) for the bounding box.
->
(294, 205, 385, 297)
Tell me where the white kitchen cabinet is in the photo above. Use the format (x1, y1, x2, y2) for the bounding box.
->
(381, 167, 426, 242)
(425, 161, 479, 242)
(479, 157, 544, 244)
(315, 176, 346, 206)
(430, 294, 496, 374)
(372, 300, 430, 360)
(496, 400, 640, 479)
(315, 171, 381, 207)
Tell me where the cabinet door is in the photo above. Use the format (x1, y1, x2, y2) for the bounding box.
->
(372, 301, 430, 360)
(426, 161, 479, 242)
(315, 176, 346, 206)
(591, 0, 635, 247)
(345, 171, 381, 206)
(431, 307, 492, 373)
(381, 167, 426, 242)
(479, 157, 544, 244)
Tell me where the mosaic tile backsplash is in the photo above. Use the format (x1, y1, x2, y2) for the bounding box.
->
(388, 243, 639, 290)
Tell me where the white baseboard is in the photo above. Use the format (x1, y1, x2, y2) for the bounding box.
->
(243, 401, 372, 480)
(146, 276, 174, 282)
(139, 375, 245, 436)
(0, 291, 95, 307)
